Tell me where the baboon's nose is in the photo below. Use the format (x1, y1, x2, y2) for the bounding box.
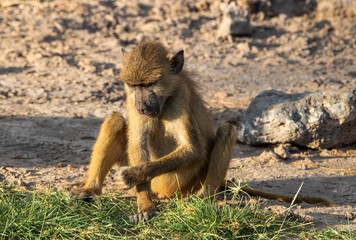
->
(139, 108, 149, 115)
(138, 103, 159, 117)
(137, 103, 149, 114)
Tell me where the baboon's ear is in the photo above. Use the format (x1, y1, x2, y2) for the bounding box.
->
(170, 50, 184, 74)
(121, 48, 127, 57)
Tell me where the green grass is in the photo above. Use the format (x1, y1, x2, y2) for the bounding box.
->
(0, 185, 354, 239)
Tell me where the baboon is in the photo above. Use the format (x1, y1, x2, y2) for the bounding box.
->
(72, 40, 335, 222)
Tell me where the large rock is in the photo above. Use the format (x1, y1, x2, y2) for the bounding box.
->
(238, 89, 356, 149)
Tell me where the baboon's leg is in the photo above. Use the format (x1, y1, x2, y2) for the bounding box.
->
(197, 124, 237, 197)
(130, 182, 157, 222)
(73, 112, 127, 199)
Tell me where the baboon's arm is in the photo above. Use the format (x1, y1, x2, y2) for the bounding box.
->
(121, 144, 199, 188)
(133, 114, 198, 169)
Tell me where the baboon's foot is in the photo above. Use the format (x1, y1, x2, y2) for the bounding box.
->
(196, 187, 218, 199)
(129, 211, 158, 223)
(130, 198, 158, 223)
(70, 186, 99, 202)
(196, 188, 208, 199)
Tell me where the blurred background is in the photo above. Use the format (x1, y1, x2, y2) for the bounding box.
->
(0, 0, 355, 117)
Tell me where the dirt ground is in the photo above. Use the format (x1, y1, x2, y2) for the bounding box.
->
(0, 0, 355, 230)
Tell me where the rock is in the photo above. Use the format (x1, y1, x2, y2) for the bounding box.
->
(217, 1, 252, 40)
(238, 89, 356, 149)
(236, 42, 251, 55)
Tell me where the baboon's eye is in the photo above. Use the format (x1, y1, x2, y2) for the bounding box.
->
(127, 83, 139, 89)
(128, 82, 155, 88)
(143, 82, 155, 87)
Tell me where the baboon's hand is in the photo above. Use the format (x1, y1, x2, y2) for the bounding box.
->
(117, 166, 138, 190)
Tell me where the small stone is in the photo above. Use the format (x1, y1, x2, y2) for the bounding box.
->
(57, 163, 68, 168)
(257, 150, 279, 164)
(273, 144, 290, 160)
(217, 1, 252, 40)
(140, 21, 161, 33)
(236, 42, 251, 55)
(345, 212, 355, 220)
(299, 164, 307, 170)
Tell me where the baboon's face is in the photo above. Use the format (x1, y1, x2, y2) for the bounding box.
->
(121, 43, 184, 118)
(126, 83, 162, 118)
(125, 66, 182, 118)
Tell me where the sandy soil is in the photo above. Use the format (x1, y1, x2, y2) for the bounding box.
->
(0, 0, 355, 230)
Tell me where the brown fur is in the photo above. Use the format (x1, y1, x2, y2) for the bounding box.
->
(120, 41, 171, 85)
(72, 40, 335, 222)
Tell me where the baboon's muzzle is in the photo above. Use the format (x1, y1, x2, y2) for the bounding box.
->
(135, 93, 161, 118)
(136, 102, 160, 117)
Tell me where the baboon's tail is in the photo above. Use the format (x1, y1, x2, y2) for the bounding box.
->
(224, 180, 336, 207)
